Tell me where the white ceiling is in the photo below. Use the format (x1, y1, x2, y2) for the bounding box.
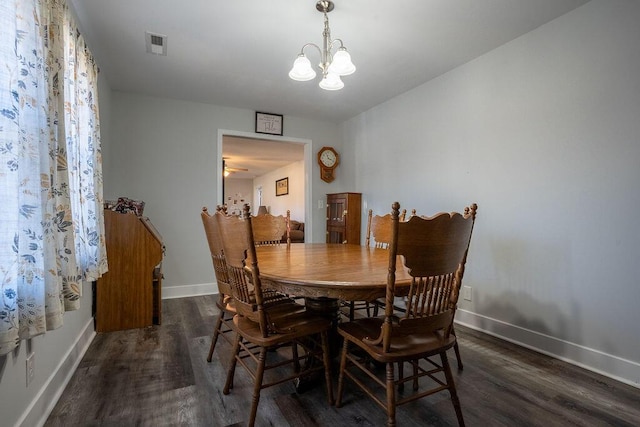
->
(222, 136, 305, 179)
(70, 0, 590, 124)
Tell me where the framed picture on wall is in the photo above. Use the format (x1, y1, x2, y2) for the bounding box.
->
(275, 177, 289, 196)
(255, 112, 283, 135)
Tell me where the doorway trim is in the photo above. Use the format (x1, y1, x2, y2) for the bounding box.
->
(217, 129, 313, 241)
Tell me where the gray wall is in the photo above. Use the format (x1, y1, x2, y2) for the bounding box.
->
(106, 92, 342, 298)
(342, 0, 640, 385)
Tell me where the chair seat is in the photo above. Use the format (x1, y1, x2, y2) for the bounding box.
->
(338, 317, 456, 363)
(234, 309, 332, 347)
(220, 290, 302, 316)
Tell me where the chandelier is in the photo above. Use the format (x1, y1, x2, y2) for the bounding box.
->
(288, 1, 356, 91)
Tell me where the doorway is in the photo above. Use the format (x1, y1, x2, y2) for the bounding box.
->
(217, 129, 313, 239)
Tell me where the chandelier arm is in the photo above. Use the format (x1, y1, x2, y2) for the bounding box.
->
(330, 38, 346, 50)
(299, 42, 323, 58)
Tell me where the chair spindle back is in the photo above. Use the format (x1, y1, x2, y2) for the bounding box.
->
(377, 202, 477, 352)
(252, 210, 290, 247)
(201, 206, 232, 298)
(215, 204, 271, 336)
(365, 208, 406, 248)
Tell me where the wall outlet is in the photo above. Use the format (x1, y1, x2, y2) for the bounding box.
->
(318, 199, 324, 209)
(26, 352, 35, 386)
(462, 286, 472, 301)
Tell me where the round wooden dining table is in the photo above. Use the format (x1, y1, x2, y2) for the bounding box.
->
(256, 243, 411, 322)
(257, 243, 413, 389)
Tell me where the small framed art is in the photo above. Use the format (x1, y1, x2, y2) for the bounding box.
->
(255, 112, 283, 135)
(275, 177, 289, 196)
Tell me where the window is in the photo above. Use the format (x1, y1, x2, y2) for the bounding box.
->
(0, 0, 106, 355)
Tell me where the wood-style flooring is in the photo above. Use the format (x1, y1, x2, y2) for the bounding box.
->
(45, 295, 640, 426)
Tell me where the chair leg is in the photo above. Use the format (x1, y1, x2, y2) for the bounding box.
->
(248, 347, 268, 427)
(223, 332, 241, 395)
(207, 313, 225, 362)
(453, 341, 463, 370)
(398, 362, 404, 391)
(292, 341, 300, 373)
(335, 338, 350, 408)
(349, 301, 355, 321)
(320, 330, 334, 405)
(452, 326, 463, 370)
(440, 351, 465, 427)
(386, 362, 396, 427)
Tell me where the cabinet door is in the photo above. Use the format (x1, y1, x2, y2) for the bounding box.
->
(326, 195, 347, 243)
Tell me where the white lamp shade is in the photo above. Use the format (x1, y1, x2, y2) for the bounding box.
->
(327, 48, 356, 76)
(289, 54, 316, 81)
(319, 73, 344, 91)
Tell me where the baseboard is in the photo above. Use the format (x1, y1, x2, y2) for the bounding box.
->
(18, 317, 96, 427)
(161, 282, 217, 299)
(455, 309, 640, 389)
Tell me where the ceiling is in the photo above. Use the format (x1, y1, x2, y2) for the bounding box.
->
(70, 0, 590, 124)
(222, 136, 305, 179)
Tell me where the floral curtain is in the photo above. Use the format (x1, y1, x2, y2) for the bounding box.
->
(0, 0, 107, 355)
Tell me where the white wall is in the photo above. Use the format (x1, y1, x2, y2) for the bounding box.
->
(253, 160, 305, 222)
(342, 0, 640, 386)
(106, 92, 341, 298)
(223, 177, 253, 215)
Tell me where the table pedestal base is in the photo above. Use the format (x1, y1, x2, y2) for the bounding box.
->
(294, 296, 342, 393)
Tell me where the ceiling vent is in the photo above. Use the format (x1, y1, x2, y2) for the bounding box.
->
(145, 31, 167, 56)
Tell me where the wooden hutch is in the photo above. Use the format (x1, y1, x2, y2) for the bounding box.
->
(96, 209, 164, 332)
(326, 192, 362, 244)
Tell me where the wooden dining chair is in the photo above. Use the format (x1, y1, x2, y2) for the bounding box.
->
(201, 206, 236, 363)
(216, 204, 334, 427)
(403, 208, 466, 370)
(336, 202, 477, 427)
(201, 206, 294, 365)
(364, 208, 407, 248)
(367, 206, 465, 370)
(251, 209, 290, 247)
(342, 208, 406, 321)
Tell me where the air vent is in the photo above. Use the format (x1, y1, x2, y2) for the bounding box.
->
(145, 31, 167, 56)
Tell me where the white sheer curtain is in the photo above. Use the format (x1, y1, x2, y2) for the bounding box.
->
(0, 0, 107, 355)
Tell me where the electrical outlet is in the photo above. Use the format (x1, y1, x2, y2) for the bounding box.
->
(26, 352, 35, 386)
(462, 286, 472, 301)
(318, 199, 324, 209)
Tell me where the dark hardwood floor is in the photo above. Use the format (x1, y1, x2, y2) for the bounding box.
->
(45, 295, 640, 426)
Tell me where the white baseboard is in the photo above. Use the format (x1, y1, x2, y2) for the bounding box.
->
(18, 317, 96, 427)
(161, 282, 217, 299)
(455, 309, 640, 389)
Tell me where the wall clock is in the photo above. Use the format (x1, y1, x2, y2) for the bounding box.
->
(317, 146, 339, 183)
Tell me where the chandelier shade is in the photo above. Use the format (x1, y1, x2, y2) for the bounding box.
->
(327, 48, 355, 76)
(319, 73, 344, 91)
(289, 1, 355, 91)
(289, 54, 317, 81)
